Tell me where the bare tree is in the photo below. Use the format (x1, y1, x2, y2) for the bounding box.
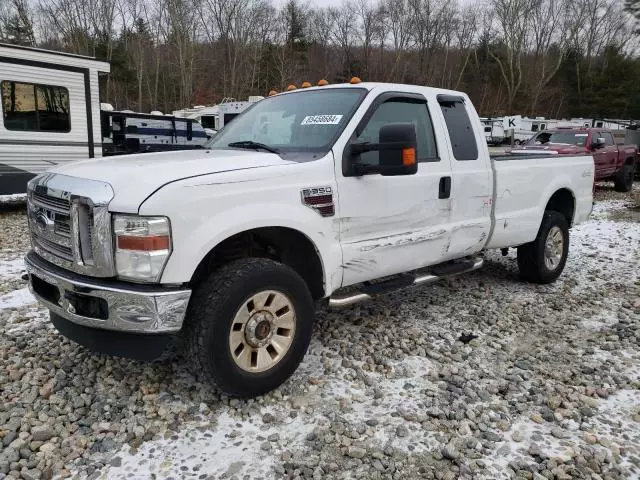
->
(329, 3, 357, 78)
(489, 0, 535, 112)
(527, 0, 577, 115)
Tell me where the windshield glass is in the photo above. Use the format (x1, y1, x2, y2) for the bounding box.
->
(206, 88, 366, 157)
(531, 131, 588, 146)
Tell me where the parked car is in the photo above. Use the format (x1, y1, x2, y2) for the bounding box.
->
(518, 127, 637, 192)
(24, 82, 594, 397)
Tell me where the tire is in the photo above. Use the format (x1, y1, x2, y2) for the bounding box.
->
(517, 211, 569, 284)
(614, 164, 634, 192)
(514, 139, 522, 146)
(184, 258, 314, 398)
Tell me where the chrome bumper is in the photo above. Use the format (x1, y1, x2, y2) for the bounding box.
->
(25, 251, 191, 334)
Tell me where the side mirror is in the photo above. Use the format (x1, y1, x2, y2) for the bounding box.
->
(592, 137, 605, 149)
(350, 123, 418, 176)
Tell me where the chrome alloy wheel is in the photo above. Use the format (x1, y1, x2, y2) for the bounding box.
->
(228, 290, 296, 373)
(544, 226, 564, 271)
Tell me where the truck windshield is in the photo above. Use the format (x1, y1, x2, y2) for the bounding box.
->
(205, 88, 366, 158)
(531, 131, 588, 146)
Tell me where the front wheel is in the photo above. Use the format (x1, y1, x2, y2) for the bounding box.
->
(517, 211, 569, 284)
(614, 164, 634, 192)
(184, 258, 314, 398)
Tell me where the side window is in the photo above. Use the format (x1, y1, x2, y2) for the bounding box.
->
(532, 124, 539, 132)
(603, 132, 614, 146)
(438, 97, 479, 161)
(1, 80, 70, 132)
(356, 99, 438, 165)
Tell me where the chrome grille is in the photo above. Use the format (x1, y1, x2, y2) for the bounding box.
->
(27, 173, 116, 277)
(32, 191, 70, 213)
(33, 234, 74, 261)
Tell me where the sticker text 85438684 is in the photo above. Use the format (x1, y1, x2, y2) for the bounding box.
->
(301, 115, 343, 125)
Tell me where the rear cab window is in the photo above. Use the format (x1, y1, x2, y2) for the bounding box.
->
(437, 95, 478, 161)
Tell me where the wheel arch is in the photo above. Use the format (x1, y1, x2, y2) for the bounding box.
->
(544, 188, 576, 227)
(190, 226, 326, 300)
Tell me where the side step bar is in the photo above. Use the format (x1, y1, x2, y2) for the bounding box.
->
(329, 256, 484, 308)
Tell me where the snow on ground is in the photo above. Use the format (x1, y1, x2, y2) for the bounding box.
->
(483, 387, 640, 479)
(0, 193, 27, 207)
(0, 257, 26, 280)
(0, 287, 36, 309)
(103, 409, 315, 480)
(0, 186, 638, 480)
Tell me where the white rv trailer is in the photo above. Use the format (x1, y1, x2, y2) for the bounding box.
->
(173, 96, 263, 133)
(0, 43, 109, 194)
(101, 109, 209, 155)
(502, 116, 558, 145)
(479, 117, 505, 145)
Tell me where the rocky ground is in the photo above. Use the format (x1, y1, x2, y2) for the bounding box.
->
(0, 184, 638, 480)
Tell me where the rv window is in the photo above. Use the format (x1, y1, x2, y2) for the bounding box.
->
(201, 115, 216, 129)
(1, 81, 70, 132)
(224, 113, 239, 126)
(484, 126, 492, 133)
(532, 124, 539, 132)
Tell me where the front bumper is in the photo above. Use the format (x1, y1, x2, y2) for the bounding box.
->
(25, 251, 191, 334)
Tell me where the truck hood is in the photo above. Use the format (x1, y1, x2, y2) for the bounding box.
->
(52, 149, 294, 212)
(519, 144, 586, 155)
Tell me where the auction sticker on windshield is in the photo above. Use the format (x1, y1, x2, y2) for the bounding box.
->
(301, 115, 343, 125)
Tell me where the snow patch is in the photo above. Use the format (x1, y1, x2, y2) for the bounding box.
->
(101, 410, 314, 479)
(0, 193, 27, 203)
(481, 389, 640, 479)
(0, 258, 26, 281)
(0, 287, 35, 309)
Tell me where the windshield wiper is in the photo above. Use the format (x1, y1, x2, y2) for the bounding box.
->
(227, 140, 280, 154)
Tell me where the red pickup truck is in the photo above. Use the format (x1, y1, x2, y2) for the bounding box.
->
(519, 128, 637, 192)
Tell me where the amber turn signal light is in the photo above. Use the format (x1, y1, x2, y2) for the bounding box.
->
(117, 235, 170, 251)
(402, 148, 416, 166)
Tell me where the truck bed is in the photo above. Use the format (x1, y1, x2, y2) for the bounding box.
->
(486, 153, 594, 249)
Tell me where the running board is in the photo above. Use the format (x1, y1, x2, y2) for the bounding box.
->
(329, 256, 484, 308)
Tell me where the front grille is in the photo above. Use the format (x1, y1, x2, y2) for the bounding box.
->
(29, 190, 76, 266)
(27, 173, 116, 277)
(33, 234, 74, 261)
(32, 191, 70, 213)
(54, 217, 71, 237)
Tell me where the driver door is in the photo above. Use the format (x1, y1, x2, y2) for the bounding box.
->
(335, 93, 453, 287)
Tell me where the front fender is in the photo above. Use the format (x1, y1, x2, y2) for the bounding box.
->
(138, 162, 342, 295)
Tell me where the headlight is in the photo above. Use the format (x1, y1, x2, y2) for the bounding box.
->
(113, 215, 172, 282)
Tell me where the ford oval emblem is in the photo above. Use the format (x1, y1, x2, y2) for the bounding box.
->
(35, 212, 51, 233)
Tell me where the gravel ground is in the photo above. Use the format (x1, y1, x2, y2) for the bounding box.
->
(0, 185, 638, 480)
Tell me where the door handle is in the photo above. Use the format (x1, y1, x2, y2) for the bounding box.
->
(439, 176, 451, 199)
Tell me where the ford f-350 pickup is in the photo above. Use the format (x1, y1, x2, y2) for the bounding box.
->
(24, 83, 594, 397)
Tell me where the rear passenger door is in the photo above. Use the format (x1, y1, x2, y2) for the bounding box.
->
(436, 95, 492, 260)
(590, 131, 609, 178)
(601, 132, 619, 175)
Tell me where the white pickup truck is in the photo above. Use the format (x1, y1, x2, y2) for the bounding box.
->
(24, 82, 594, 397)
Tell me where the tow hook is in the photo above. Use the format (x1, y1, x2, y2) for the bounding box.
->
(501, 248, 509, 257)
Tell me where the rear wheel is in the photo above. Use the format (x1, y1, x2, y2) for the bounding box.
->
(614, 164, 634, 192)
(184, 258, 314, 397)
(517, 211, 569, 284)
(513, 139, 522, 146)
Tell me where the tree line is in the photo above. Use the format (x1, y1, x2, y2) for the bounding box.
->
(1, 0, 639, 120)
